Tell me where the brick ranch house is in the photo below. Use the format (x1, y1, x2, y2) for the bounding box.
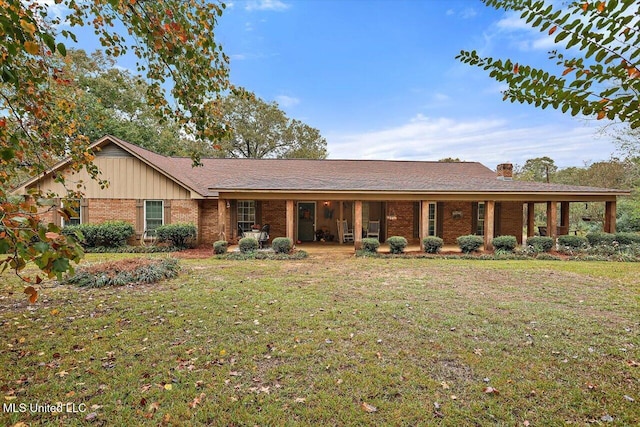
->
(14, 135, 629, 250)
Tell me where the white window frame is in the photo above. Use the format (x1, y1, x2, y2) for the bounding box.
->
(144, 200, 164, 235)
(61, 199, 82, 227)
(237, 200, 256, 233)
(477, 202, 486, 236)
(428, 202, 437, 236)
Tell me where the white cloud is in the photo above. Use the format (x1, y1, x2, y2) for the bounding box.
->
(326, 114, 614, 168)
(461, 8, 477, 19)
(275, 95, 300, 108)
(245, 0, 290, 12)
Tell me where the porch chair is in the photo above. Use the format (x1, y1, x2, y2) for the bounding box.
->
(258, 224, 270, 249)
(338, 219, 354, 243)
(366, 220, 380, 240)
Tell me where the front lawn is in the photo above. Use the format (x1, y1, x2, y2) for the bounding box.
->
(1, 255, 638, 425)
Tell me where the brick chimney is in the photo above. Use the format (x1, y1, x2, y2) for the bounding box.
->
(496, 163, 513, 181)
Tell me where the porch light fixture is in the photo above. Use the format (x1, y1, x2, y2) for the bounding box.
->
(226, 201, 230, 208)
(323, 201, 330, 206)
(452, 210, 463, 219)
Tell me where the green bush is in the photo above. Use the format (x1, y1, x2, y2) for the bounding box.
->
(422, 236, 444, 254)
(557, 235, 588, 250)
(491, 235, 517, 252)
(361, 238, 380, 253)
(387, 236, 408, 254)
(525, 236, 554, 253)
(239, 237, 258, 253)
(456, 235, 484, 253)
(535, 252, 561, 261)
(63, 221, 134, 248)
(272, 237, 293, 254)
(213, 240, 228, 254)
(614, 232, 640, 245)
(585, 232, 616, 247)
(155, 223, 197, 248)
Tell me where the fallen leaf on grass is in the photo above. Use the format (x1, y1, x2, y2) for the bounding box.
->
(294, 397, 306, 403)
(474, 348, 483, 356)
(627, 360, 639, 367)
(57, 370, 69, 378)
(188, 393, 206, 408)
(85, 412, 98, 422)
(361, 402, 377, 413)
(483, 386, 500, 395)
(624, 395, 634, 402)
(440, 381, 450, 389)
(163, 384, 172, 391)
(23, 286, 38, 304)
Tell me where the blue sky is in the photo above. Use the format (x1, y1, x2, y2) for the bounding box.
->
(213, 0, 617, 168)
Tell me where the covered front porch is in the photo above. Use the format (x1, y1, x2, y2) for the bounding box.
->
(212, 193, 620, 251)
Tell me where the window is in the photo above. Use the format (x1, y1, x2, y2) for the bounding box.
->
(62, 199, 81, 227)
(477, 202, 485, 235)
(145, 200, 164, 235)
(237, 201, 256, 233)
(428, 202, 436, 236)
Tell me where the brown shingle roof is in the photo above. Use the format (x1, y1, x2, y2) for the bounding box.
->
(96, 136, 632, 197)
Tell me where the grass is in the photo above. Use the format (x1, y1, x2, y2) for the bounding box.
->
(1, 254, 639, 426)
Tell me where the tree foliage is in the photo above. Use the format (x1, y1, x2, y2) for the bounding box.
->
(515, 156, 557, 182)
(1, 0, 231, 289)
(457, 0, 640, 128)
(216, 90, 328, 159)
(52, 49, 193, 157)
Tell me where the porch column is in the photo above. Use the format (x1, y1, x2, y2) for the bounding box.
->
(354, 200, 363, 249)
(420, 201, 430, 251)
(286, 200, 295, 241)
(339, 201, 344, 244)
(546, 201, 557, 240)
(527, 202, 535, 238)
(560, 202, 570, 235)
(604, 201, 617, 233)
(484, 200, 495, 251)
(217, 199, 227, 241)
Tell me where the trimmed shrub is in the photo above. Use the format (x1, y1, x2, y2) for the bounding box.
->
(422, 236, 444, 254)
(361, 238, 380, 253)
(387, 236, 408, 254)
(213, 240, 228, 255)
(526, 236, 554, 253)
(272, 237, 293, 254)
(62, 257, 180, 288)
(63, 221, 134, 248)
(456, 235, 484, 253)
(557, 235, 588, 250)
(586, 232, 616, 247)
(535, 252, 561, 261)
(614, 232, 640, 245)
(239, 237, 258, 253)
(155, 223, 197, 248)
(492, 235, 517, 252)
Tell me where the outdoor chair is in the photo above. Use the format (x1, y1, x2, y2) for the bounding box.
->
(338, 219, 354, 243)
(366, 220, 380, 240)
(258, 224, 270, 248)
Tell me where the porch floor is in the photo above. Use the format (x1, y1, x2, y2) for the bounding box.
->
(291, 242, 463, 255)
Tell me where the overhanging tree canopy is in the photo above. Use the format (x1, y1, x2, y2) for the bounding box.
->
(456, 0, 640, 128)
(1, 0, 232, 288)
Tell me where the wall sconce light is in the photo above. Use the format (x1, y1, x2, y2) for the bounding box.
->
(323, 201, 330, 206)
(226, 200, 230, 208)
(452, 210, 463, 219)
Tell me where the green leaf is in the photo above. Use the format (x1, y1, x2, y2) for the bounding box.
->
(57, 42, 67, 57)
(52, 257, 70, 273)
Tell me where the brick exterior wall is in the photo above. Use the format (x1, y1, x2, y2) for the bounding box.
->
(199, 200, 219, 245)
(87, 199, 137, 224)
(498, 201, 524, 244)
(261, 200, 286, 241)
(387, 201, 416, 242)
(170, 200, 199, 226)
(442, 201, 474, 245)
